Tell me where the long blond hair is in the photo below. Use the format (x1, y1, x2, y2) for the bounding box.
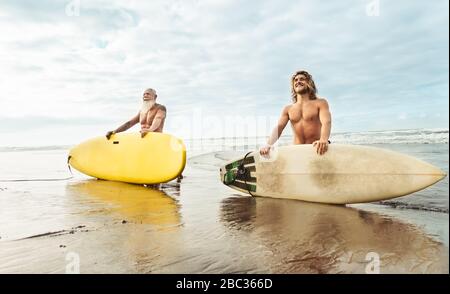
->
(291, 70, 317, 103)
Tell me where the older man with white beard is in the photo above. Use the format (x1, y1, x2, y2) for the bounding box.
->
(106, 88, 167, 139)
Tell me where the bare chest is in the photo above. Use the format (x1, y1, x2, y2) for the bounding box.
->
(140, 108, 158, 125)
(288, 103, 319, 123)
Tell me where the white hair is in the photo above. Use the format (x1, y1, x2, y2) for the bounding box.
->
(145, 88, 157, 97)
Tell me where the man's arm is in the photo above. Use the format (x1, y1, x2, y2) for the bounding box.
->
(313, 99, 332, 155)
(319, 99, 331, 141)
(141, 106, 166, 136)
(106, 112, 140, 139)
(260, 105, 290, 155)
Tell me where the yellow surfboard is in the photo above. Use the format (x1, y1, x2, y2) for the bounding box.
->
(68, 132, 186, 184)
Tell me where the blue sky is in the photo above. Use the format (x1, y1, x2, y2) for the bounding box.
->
(0, 0, 448, 146)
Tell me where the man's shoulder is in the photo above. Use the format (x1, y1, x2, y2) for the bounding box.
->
(156, 104, 167, 112)
(315, 97, 329, 105)
(283, 104, 293, 111)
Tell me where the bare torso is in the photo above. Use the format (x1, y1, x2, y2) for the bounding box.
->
(139, 103, 165, 132)
(287, 99, 324, 144)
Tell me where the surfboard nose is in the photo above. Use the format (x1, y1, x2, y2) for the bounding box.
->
(67, 146, 80, 167)
(436, 168, 447, 181)
(67, 150, 75, 166)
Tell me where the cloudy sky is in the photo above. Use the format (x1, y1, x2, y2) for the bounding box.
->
(0, 0, 448, 146)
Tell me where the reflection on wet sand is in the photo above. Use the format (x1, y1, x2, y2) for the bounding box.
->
(220, 196, 448, 273)
(0, 180, 186, 273)
(64, 180, 185, 272)
(66, 180, 182, 227)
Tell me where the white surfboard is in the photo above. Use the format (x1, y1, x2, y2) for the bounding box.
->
(220, 144, 446, 204)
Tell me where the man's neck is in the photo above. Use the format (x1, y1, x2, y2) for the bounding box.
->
(295, 93, 312, 104)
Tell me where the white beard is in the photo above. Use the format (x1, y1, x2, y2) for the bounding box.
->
(141, 100, 155, 114)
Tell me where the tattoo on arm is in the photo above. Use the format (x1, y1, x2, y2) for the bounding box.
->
(115, 120, 136, 133)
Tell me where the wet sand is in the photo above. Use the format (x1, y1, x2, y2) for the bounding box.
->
(0, 156, 448, 273)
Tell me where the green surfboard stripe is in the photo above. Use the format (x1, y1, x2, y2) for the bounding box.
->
(223, 169, 237, 185)
(223, 167, 256, 184)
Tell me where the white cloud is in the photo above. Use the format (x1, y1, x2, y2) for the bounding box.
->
(0, 0, 448, 146)
(398, 113, 407, 120)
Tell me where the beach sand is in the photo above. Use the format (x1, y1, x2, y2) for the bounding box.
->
(0, 146, 448, 274)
